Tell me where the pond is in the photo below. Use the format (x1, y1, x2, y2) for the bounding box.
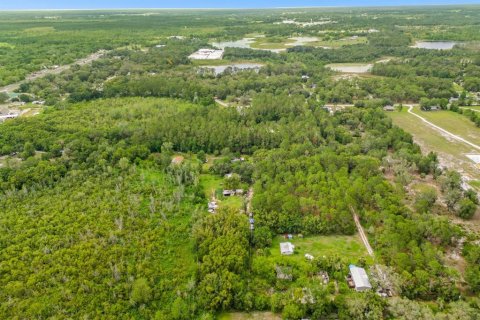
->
(411, 41, 458, 50)
(200, 63, 264, 76)
(211, 38, 256, 50)
(326, 63, 373, 73)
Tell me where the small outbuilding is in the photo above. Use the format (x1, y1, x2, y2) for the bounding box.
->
(280, 242, 295, 255)
(223, 190, 235, 197)
(349, 265, 372, 292)
(383, 105, 395, 112)
(305, 254, 314, 261)
(208, 201, 218, 213)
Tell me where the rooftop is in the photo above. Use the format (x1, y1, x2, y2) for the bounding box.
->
(189, 49, 224, 60)
(349, 265, 372, 291)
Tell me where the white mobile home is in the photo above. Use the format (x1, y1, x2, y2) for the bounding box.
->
(280, 242, 295, 255)
(349, 265, 372, 292)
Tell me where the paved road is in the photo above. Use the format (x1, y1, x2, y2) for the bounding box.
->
(407, 105, 480, 152)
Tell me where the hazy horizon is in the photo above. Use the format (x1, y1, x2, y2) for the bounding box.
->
(1, 0, 480, 10)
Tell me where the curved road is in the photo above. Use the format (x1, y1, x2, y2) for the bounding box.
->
(407, 105, 480, 152)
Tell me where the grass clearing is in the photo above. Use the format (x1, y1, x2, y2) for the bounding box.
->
(387, 108, 480, 189)
(23, 26, 56, 34)
(200, 173, 223, 198)
(311, 36, 368, 48)
(250, 37, 294, 49)
(199, 172, 245, 211)
(411, 108, 480, 145)
(0, 42, 15, 49)
(269, 234, 373, 265)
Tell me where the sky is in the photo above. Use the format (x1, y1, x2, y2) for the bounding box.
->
(0, 0, 479, 10)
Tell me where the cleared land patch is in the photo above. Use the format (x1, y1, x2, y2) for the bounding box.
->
(410, 108, 480, 146)
(269, 234, 372, 265)
(387, 108, 480, 189)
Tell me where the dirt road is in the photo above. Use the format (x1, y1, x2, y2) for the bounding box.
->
(350, 206, 374, 257)
(0, 50, 107, 94)
(407, 105, 480, 151)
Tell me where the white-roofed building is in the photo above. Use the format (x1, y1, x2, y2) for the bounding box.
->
(280, 242, 295, 255)
(189, 49, 224, 60)
(349, 265, 372, 292)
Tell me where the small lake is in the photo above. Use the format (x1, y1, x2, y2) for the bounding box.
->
(211, 38, 256, 50)
(411, 41, 458, 50)
(200, 63, 264, 76)
(326, 63, 373, 73)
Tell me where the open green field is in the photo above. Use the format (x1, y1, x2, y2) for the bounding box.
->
(199, 173, 223, 198)
(269, 234, 372, 265)
(250, 37, 294, 49)
(199, 173, 245, 210)
(248, 36, 367, 50)
(411, 107, 480, 145)
(310, 36, 368, 48)
(387, 108, 480, 188)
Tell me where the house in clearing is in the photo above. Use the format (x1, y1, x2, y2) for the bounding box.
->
(171, 156, 184, 165)
(383, 105, 395, 111)
(280, 242, 295, 255)
(223, 189, 235, 197)
(348, 265, 372, 292)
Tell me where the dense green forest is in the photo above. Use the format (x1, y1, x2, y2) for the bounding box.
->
(1, 5, 480, 320)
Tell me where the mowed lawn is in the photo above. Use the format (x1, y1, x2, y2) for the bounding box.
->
(270, 234, 373, 265)
(387, 108, 480, 188)
(388, 108, 475, 155)
(410, 107, 480, 145)
(199, 173, 245, 210)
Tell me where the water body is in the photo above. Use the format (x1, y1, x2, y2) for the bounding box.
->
(200, 63, 264, 76)
(211, 38, 256, 50)
(411, 41, 458, 50)
(326, 63, 373, 73)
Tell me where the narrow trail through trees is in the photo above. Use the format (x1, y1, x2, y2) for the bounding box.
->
(350, 206, 374, 257)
